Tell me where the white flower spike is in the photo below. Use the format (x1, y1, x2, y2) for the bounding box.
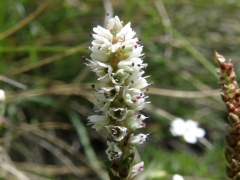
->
(85, 15, 151, 179)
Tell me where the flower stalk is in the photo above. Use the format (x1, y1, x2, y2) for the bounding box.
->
(84, 15, 150, 179)
(215, 51, 240, 179)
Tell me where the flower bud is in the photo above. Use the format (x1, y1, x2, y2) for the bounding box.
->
(226, 124, 234, 134)
(236, 140, 240, 148)
(215, 51, 226, 64)
(226, 165, 234, 178)
(233, 172, 240, 180)
(234, 124, 240, 135)
(107, 16, 123, 35)
(221, 92, 231, 102)
(230, 159, 239, 171)
(225, 146, 235, 163)
(229, 113, 240, 126)
(235, 89, 240, 97)
(225, 133, 235, 146)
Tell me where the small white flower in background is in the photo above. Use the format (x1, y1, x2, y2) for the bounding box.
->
(172, 174, 184, 180)
(0, 90, 5, 102)
(170, 118, 205, 144)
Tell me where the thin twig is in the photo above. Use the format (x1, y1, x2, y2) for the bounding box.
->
(147, 104, 176, 120)
(17, 124, 108, 179)
(25, 135, 82, 177)
(0, 75, 27, 90)
(0, 1, 51, 41)
(0, 146, 30, 180)
(15, 162, 90, 176)
(148, 87, 220, 98)
(8, 43, 88, 75)
(154, 0, 173, 58)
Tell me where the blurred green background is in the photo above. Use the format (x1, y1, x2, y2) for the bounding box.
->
(1, 0, 240, 179)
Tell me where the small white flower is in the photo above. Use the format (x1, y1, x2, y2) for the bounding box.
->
(127, 71, 149, 89)
(0, 90, 5, 102)
(120, 38, 139, 52)
(88, 115, 110, 130)
(116, 22, 136, 41)
(128, 161, 144, 179)
(92, 33, 111, 49)
(117, 57, 146, 73)
(107, 16, 123, 35)
(105, 125, 128, 141)
(93, 99, 111, 111)
(128, 133, 149, 147)
(94, 86, 120, 102)
(125, 114, 147, 129)
(87, 60, 112, 80)
(109, 69, 130, 84)
(172, 174, 184, 180)
(108, 108, 128, 121)
(106, 141, 122, 161)
(90, 45, 109, 63)
(170, 118, 205, 144)
(125, 45, 144, 60)
(93, 25, 113, 42)
(123, 86, 146, 110)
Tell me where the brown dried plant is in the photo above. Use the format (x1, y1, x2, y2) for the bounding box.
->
(215, 52, 240, 179)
